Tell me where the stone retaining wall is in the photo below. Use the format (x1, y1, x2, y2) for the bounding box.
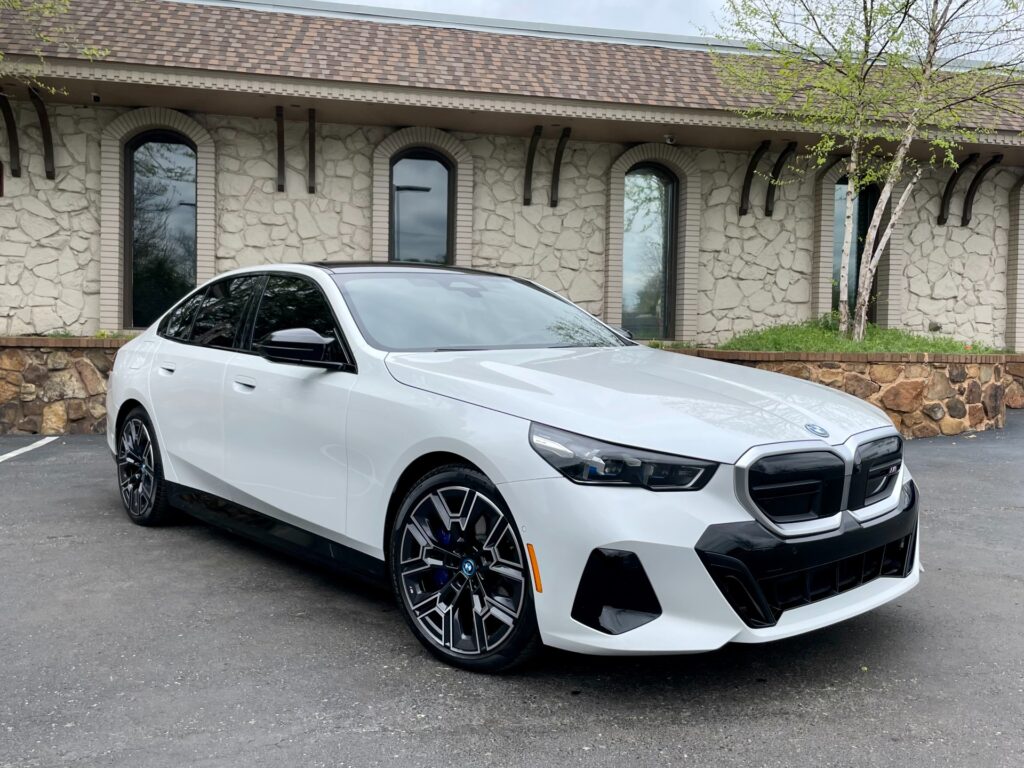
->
(0, 338, 119, 435)
(2, 338, 1023, 437)
(676, 349, 1024, 438)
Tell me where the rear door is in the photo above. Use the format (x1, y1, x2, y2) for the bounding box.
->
(148, 275, 262, 491)
(223, 273, 357, 537)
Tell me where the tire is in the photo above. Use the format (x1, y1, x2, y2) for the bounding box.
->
(115, 406, 177, 526)
(389, 465, 541, 673)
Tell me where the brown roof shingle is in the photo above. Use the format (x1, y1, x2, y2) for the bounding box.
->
(0, 0, 746, 111)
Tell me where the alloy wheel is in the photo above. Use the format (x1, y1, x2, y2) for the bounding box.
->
(397, 485, 527, 656)
(117, 417, 157, 518)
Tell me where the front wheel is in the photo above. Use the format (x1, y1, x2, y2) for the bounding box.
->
(389, 465, 540, 673)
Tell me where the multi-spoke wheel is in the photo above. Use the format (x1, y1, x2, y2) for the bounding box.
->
(390, 465, 540, 672)
(116, 407, 174, 526)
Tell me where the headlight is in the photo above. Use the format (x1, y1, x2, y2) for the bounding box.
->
(529, 423, 718, 491)
(900, 478, 916, 509)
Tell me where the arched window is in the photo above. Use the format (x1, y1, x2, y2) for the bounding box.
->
(832, 177, 880, 318)
(389, 148, 453, 264)
(125, 130, 198, 328)
(622, 163, 678, 339)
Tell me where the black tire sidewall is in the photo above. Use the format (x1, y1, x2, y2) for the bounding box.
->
(388, 465, 540, 673)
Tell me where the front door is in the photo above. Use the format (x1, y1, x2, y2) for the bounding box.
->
(223, 273, 356, 538)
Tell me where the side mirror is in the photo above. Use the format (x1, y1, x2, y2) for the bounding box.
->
(255, 327, 336, 367)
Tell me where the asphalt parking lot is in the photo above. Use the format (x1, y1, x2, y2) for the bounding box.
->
(2, 422, 1022, 768)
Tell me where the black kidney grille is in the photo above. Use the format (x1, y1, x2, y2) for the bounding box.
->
(748, 451, 846, 524)
(848, 436, 903, 510)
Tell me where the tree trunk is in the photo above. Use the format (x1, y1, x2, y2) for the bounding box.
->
(852, 167, 921, 340)
(837, 146, 859, 336)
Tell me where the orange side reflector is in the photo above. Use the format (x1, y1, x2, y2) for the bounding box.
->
(527, 543, 543, 593)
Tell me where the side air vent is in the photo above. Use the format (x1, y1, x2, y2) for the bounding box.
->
(848, 436, 903, 510)
(747, 451, 846, 525)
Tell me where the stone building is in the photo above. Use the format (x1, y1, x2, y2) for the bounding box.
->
(1, 0, 1023, 348)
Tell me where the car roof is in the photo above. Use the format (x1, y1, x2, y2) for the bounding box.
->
(309, 261, 504, 277)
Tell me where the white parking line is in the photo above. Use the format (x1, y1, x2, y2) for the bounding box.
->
(0, 436, 59, 464)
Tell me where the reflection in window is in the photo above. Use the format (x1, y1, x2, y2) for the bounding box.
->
(189, 276, 260, 349)
(252, 275, 342, 362)
(622, 164, 676, 339)
(832, 178, 880, 315)
(390, 149, 451, 263)
(127, 132, 198, 327)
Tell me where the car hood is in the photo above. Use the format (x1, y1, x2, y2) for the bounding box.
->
(384, 346, 893, 464)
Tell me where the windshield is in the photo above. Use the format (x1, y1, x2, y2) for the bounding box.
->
(333, 271, 631, 352)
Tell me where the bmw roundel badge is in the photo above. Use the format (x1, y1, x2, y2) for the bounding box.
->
(805, 423, 830, 438)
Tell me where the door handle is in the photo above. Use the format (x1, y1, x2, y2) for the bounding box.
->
(232, 376, 257, 392)
(158, 362, 176, 375)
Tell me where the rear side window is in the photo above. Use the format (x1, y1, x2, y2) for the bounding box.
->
(189, 276, 261, 349)
(251, 275, 343, 361)
(159, 289, 207, 341)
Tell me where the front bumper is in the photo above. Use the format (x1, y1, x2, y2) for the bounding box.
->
(497, 469, 920, 655)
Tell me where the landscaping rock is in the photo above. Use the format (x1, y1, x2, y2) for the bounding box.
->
(927, 370, 956, 400)
(965, 379, 982, 405)
(844, 373, 879, 399)
(881, 380, 927, 413)
(947, 364, 968, 383)
(869, 364, 901, 384)
(41, 402, 68, 435)
(1005, 380, 1024, 410)
(945, 397, 967, 419)
(922, 402, 945, 421)
(911, 421, 940, 438)
(982, 383, 1004, 419)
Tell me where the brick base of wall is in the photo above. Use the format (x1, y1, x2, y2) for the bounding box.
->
(675, 349, 1024, 438)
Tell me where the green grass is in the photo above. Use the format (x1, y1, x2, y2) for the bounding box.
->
(701, 315, 1001, 354)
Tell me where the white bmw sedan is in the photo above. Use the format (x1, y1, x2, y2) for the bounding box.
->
(107, 262, 920, 672)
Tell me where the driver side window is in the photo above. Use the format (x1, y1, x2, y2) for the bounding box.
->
(251, 275, 344, 362)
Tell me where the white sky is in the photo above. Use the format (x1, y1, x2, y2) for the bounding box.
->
(329, 0, 726, 36)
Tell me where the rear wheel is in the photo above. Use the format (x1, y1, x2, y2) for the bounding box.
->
(389, 465, 540, 673)
(116, 407, 176, 526)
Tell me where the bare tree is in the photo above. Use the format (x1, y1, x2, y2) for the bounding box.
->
(715, 0, 1024, 339)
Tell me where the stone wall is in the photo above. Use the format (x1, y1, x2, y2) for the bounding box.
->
(0, 103, 118, 336)
(678, 349, 1024, 438)
(0, 338, 114, 435)
(901, 166, 1013, 347)
(1, 101, 1021, 347)
(2, 339, 1023, 437)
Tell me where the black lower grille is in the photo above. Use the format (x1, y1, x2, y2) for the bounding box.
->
(696, 486, 919, 628)
(759, 531, 914, 618)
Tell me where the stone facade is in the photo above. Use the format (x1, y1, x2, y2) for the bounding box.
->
(0, 339, 114, 435)
(679, 349, 1024, 438)
(902, 167, 1014, 347)
(1, 102, 1022, 347)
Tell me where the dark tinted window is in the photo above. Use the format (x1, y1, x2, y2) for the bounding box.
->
(127, 132, 197, 328)
(159, 288, 207, 341)
(188, 276, 260, 349)
(623, 164, 676, 340)
(252, 275, 342, 361)
(333, 272, 629, 352)
(390, 149, 451, 264)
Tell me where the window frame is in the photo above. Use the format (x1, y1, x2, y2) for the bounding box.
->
(622, 162, 679, 341)
(388, 147, 455, 265)
(242, 272, 358, 372)
(123, 128, 199, 330)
